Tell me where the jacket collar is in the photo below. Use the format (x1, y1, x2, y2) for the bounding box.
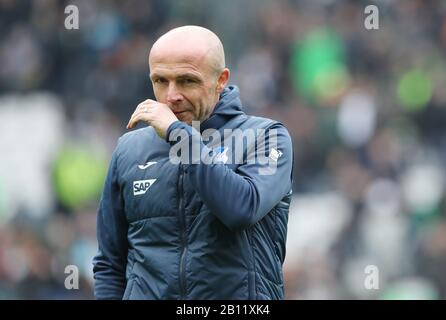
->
(199, 85, 245, 133)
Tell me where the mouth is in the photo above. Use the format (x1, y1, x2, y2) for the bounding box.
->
(173, 110, 188, 115)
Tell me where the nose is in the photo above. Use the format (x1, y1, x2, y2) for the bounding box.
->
(166, 83, 183, 105)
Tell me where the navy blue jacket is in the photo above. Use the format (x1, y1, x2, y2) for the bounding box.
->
(93, 86, 293, 299)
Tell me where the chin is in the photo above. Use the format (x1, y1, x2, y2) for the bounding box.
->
(178, 115, 192, 125)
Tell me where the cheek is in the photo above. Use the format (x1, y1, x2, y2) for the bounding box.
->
(184, 87, 215, 118)
(152, 87, 167, 103)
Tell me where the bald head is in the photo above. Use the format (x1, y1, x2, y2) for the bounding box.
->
(149, 25, 225, 76)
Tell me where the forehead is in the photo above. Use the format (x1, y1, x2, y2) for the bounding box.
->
(149, 45, 213, 76)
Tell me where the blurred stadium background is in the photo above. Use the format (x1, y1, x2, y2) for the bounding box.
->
(0, 0, 445, 299)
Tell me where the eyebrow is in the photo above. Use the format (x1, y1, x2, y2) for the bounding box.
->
(150, 72, 202, 81)
(177, 74, 202, 82)
(150, 73, 163, 80)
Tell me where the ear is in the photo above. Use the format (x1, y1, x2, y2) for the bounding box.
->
(216, 68, 230, 93)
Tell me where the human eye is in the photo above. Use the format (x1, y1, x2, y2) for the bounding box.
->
(153, 77, 167, 84)
(178, 76, 198, 85)
(185, 78, 196, 83)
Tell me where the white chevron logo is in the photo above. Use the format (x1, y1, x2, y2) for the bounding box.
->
(138, 161, 157, 170)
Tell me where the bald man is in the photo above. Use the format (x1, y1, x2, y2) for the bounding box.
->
(93, 26, 293, 300)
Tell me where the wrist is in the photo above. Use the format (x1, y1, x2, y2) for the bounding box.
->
(165, 120, 183, 143)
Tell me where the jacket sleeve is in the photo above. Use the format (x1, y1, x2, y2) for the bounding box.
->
(92, 146, 128, 299)
(167, 121, 293, 231)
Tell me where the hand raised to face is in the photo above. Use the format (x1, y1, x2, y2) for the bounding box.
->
(126, 99, 178, 140)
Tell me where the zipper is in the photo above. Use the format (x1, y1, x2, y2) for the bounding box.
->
(178, 165, 187, 299)
(245, 228, 256, 299)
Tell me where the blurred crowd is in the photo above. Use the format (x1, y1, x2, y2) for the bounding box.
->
(0, 0, 445, 299)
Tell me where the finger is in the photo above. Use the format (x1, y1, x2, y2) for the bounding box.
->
(136, 103, 155, 115)
(136, 100, 156, 112)
(127, 109, 151, 129)
(127, 104, 148, 129)
(136, 102, 148, 110)
(128, 111, 143, 129)
(131, 107, 144, 120)
(127, 112, 142, 129)
(127, 99, 160, 129)
(135, 103, 147, 114)
(127, 116, 139, 129)
(141, 98, 157, 105)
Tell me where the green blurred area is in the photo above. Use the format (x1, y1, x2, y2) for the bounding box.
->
(397, 70, 433, 112)
(290, 29, 349, 104)
(53, 145, 108, 210)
